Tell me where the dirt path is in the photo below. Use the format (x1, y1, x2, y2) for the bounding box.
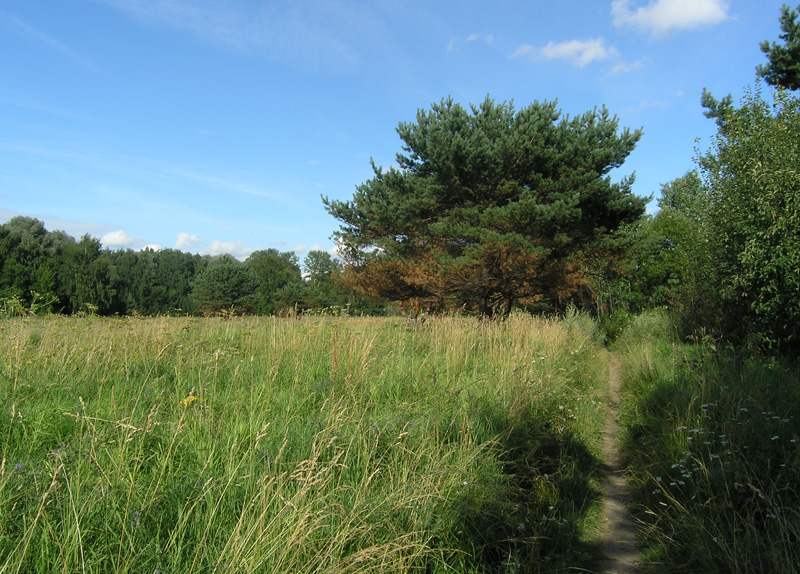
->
(596, 353, 641, 573)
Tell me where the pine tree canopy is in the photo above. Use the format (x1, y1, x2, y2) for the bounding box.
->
(758, 3, 800, 90)
(323, 96, 646, 316)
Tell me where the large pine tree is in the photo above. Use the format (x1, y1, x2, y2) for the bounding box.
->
(324, 97, 646, 316)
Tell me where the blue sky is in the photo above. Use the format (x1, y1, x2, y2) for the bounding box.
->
(0, 0, 787, 260)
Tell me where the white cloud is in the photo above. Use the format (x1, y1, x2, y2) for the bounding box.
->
(291, 244, 326, 255)
(101, 229, 135, 248)
(205, 240, 252, 260)
(513, 38, 618, 67)
(448, 32, 494, 51)
(327, 243, 344, 259)
(142, 243, 162, 252)
(174, 232, 200, 251)
(625, 100, 670, 113)
(465, 32, 493, 44)
(611, 0, 730, 37)
(610, 57, 651, 74)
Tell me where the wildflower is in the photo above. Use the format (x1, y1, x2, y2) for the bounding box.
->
(14, 462, 24, 470)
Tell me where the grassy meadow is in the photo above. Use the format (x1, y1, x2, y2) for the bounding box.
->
(0, 313, 610, 573)
(615, 312, 800, 573)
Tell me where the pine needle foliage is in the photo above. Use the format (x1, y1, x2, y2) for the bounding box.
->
(324, 97, 646, 317)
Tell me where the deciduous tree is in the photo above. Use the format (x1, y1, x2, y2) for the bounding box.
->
(245, 249, 304, 315)
(191, 260, 259, 315)
(700, 84, 800, 350)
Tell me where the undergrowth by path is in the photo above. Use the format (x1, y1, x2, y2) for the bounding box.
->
(615, 311, 800, 573)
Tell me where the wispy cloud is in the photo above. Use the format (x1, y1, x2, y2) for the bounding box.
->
(95, 0, 381, 71)
(1, 139, 289, 205)
(0, 208, 116, 240)
(513, 38, 618, 68)
(610, 57, 651, 74)
(161, 168, 287, 202)
(0, 92, 101, 122)
(625, 99, 670, 113)
(448, 32, 494, 51)
(611, 0, 730, 37)
(0, 13, 97, 71)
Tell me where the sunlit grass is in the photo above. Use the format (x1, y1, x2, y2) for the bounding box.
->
(0, 312, 609, 573)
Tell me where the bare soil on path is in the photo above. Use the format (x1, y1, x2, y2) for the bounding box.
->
(596, 353, 641, 573)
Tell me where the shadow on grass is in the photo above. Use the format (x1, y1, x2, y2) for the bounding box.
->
(445, 401, 605, 573)
(620, 350, 800, 573)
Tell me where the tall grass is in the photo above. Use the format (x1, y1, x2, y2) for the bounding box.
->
(0, 313, 609, 573)
(615, 311, 800, 573)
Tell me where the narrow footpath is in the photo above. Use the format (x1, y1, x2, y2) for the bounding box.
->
(597, 353, 641, 573)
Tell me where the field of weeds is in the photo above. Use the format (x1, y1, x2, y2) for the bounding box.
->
(0, 313, 610, 573)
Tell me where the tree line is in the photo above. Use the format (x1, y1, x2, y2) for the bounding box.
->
(3, 4, 799, 353)
(0, 218, 380, 317)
